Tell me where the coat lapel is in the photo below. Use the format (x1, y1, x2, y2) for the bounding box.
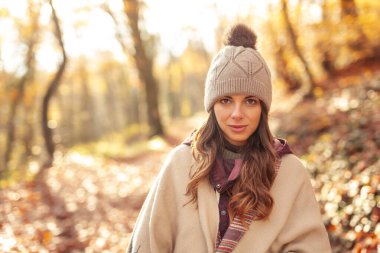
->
(197, 178, 219, 253)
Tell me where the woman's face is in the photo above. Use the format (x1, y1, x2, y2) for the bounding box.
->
(213, 94, 262, 146)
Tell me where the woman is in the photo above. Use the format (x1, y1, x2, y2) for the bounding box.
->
(127, 24, 331, 253)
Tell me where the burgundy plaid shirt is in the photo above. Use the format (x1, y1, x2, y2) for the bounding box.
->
(209, 156, 242, 238)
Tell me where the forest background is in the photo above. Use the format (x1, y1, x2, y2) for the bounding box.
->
(0, 0, 379, 252)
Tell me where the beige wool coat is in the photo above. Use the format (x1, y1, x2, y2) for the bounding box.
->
(127, 144, 332, 253)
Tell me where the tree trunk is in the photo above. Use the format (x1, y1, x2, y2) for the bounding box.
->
(36, 4, 82, 250)
(102, 5, 142, 126)
(341, 0, 358, 18)
(277, 46, 302, 91)
(1, 2, 39, 175)
(281, 0, 316, 97)
(319, 0, 336, 78)
(23, 106, 34, 158)
(123, 0, 164, 137)
(2, 79, 27, 174)
(340, 0, 370, 53)
(266, 8, 301, 92)
(41, 0, 67, 166)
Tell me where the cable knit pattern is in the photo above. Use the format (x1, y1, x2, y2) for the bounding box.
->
(204, 46, 272, 112)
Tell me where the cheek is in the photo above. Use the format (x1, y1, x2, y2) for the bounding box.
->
(213, 106, 227, 123)
(250, 108, 262, 123)
(214, 113, 224, 128)
(255, 111, 262, 121)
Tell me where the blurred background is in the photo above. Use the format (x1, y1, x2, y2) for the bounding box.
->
(0, 0, 379, 252)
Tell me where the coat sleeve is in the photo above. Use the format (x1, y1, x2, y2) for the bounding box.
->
(126, 148, 181, 253)
(278, 157, 332, 253)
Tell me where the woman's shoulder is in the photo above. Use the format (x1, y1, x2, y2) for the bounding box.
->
(277, 154, 311, 182)
(154, 144, 194, 183)
(272, 154, 315, 200)
(280, 153, 305, 167)
(161, 144, 193, 170)
(167, 143, 192, 159)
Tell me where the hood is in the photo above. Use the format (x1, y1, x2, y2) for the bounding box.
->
(273, 138, 293, 157)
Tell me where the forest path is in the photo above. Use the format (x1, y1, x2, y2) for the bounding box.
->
(0, 112, 205, 252)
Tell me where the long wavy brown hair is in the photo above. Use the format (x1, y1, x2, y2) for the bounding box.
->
(185, 101, 278, 222)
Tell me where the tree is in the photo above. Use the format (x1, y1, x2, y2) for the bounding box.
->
(101, 6, 142, 127)
(265, 18, 302, 91)
(340, 0, 370, 54)
(41, 0, 67, 166)
(281, 0, 317, 97)
(1, 0, 40, 175)
(122, 0, 164, 137)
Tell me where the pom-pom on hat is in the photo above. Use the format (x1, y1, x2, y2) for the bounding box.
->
(204, 24, 272, 112)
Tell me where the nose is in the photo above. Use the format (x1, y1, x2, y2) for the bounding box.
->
(231, 104, 243, 120)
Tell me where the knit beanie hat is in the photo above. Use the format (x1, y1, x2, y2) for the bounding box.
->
(204, 24, 272, 112)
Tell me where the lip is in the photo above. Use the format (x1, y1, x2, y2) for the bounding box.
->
(228, 125, 247, 133)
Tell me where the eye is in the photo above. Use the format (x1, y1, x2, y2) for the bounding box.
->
(245, 98, 258, 105)
(219, 98, 231, 104)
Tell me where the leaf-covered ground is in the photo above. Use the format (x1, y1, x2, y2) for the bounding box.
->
(273, 72, 380, 253)
(0, 116, 203, 253)
(0, 74, 379, 252)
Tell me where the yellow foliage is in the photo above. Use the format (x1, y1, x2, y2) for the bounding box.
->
(313, 87, 324, 98)
(181, 98, 191, 117)
(9, 89, 19, 102)
(320, 133, 332, 142)
(168, 64, 182, 92)
(42, 230, 52, 246)
(23, 85, 36, 107)
(0, 7, 9, 17)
